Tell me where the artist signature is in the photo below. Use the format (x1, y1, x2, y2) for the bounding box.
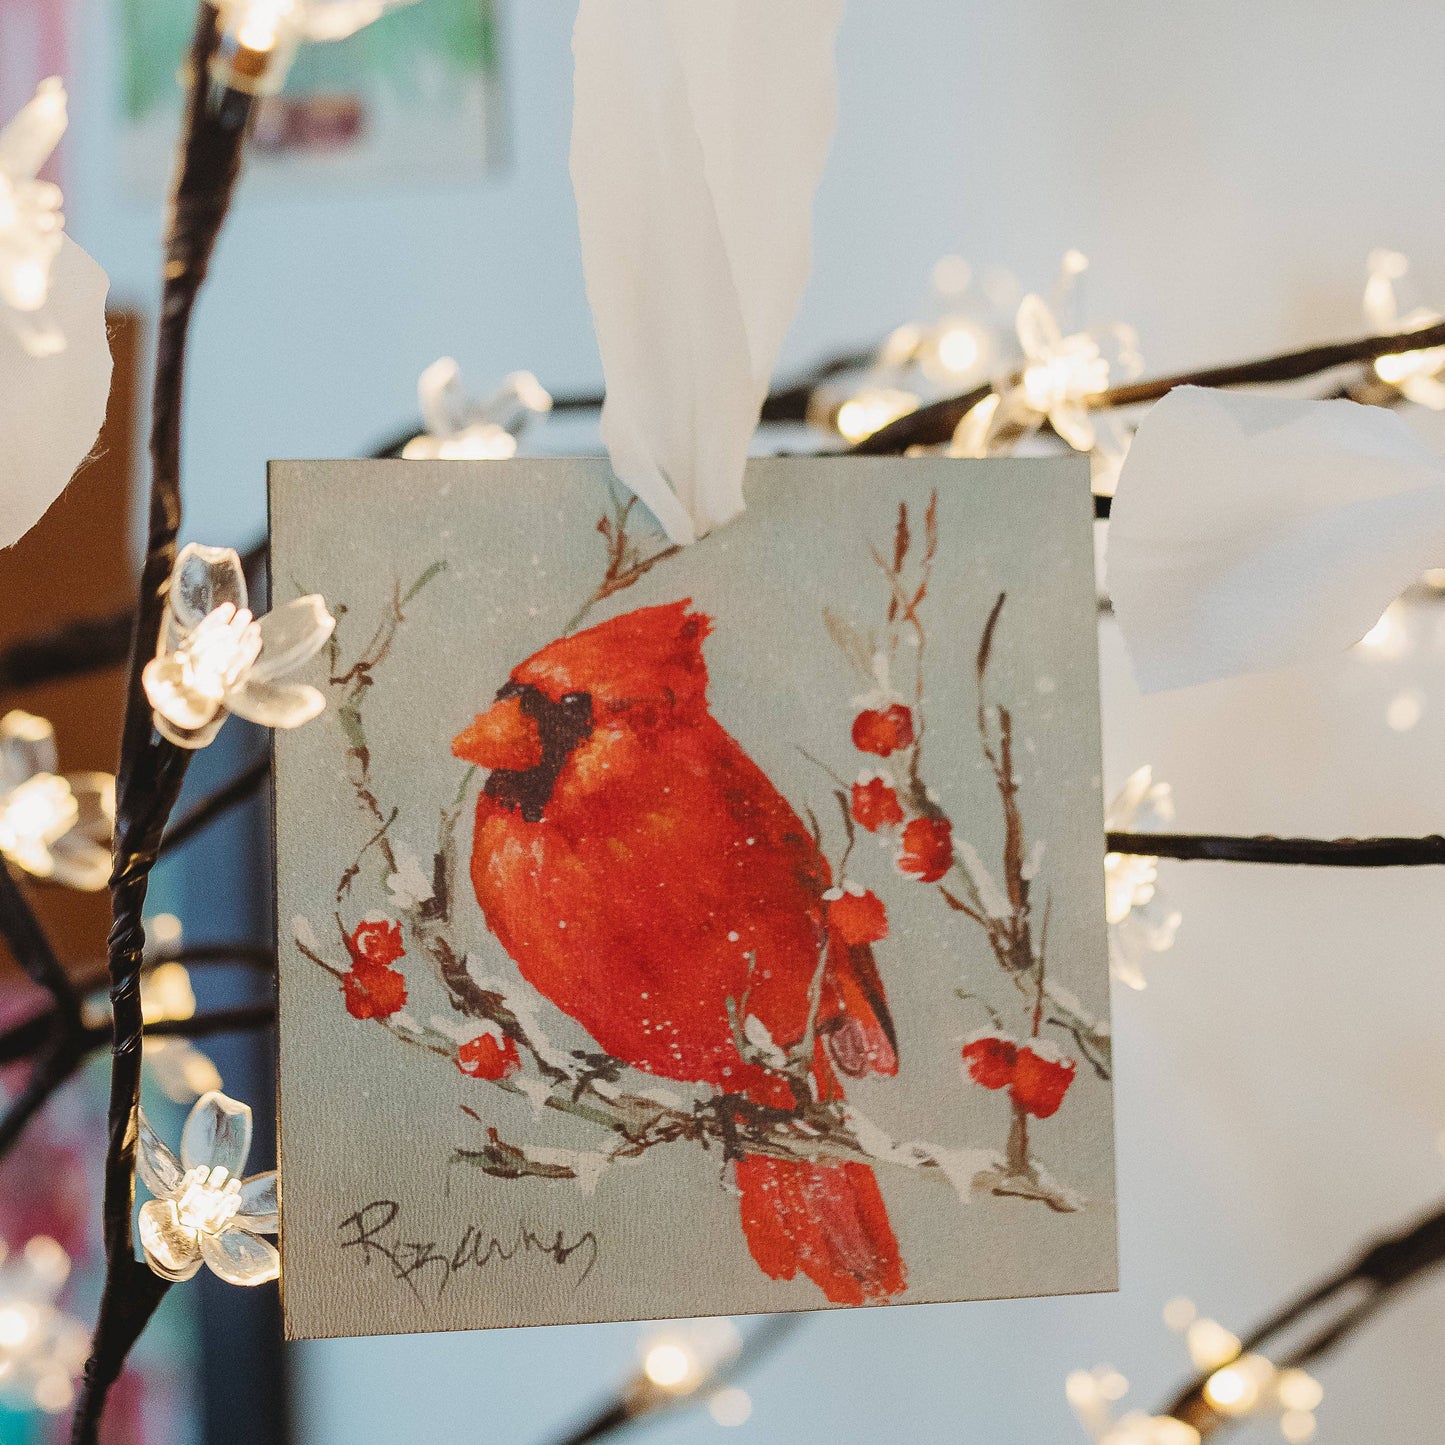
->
(338, 1200, 599, 1301)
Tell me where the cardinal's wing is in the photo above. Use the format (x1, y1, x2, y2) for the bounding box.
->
(823, 936, 899, 1079)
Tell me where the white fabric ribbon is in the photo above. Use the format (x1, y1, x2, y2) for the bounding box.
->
(570, 0, 845, 545)
(0, 235, 111, 549)
(1, 79, 113, 550)
(1108, 386, 1445, 691)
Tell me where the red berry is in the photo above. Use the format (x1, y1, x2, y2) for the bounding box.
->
(348, 917, 405, 968)
(961, 1032, 1018, 1090)
(826, 887, 889, 946)
(851, 773, 905, 831)
(851, 704, 915, 757)
(457, 1032, 521, 1080)
(897, 816, 953, 883)
(1010, 1043, 1076, 1119)
(342, 961, 407, 1020)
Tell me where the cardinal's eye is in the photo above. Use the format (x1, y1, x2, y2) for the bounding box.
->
(560, 692, 588, 709)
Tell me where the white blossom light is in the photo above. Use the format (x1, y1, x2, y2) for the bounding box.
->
(402, 359, 553, 461)
(639, 1319, 741, 1397)
(1070, 1301, 1324, 1444)
(0, 78, 66, 344)
(823, 256, 1017, 444)
(0, 81, 112, 551)
(833, 386, 919, 444)
(1104, 766, 1181, 990)
(136, 1091, 279, 1286)
(1364, 249, 1445, 409)
(0, 1235, 88, 1415)
(1016, 290, 1142, 452)
(143, 542, 334, 750)
(0, 710, 114, 890)
(213, 0, 421, 95)
(953, 253, 1142, 462)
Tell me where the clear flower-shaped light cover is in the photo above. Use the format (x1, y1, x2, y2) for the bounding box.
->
(915, 254, 1020, 392)
(824, 256, 1020, 444)
(136, 1091, 279, 1286)
(0, 709, 114, 890)
(1104, 766, 1182, 990)
(0, 78, 66, 355)
(402, 358, 554, 461)
(1364, 249, 1445, 409)
(213, 0, 421, 95)
(955, 252, 1143, 460)
(0, 1235, 89, 1415)
(143, 542, 335, 750)
(1070, 1303, 1324, 1445)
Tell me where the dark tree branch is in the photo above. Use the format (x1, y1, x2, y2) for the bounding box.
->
(0, 947, 276, 1069)
(1109, 831, 1445, 867)
(159, 754, 271, 856)
(1158, 1200, 1445, 1436)
(851, 316, 1445, 455)
(0, 608, 135, 693)
(0, 857, 88, 1154)
(74, 7, 254, 1438)
(551, 1315, 805, 1445)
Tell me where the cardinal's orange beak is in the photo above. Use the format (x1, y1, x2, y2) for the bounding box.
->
(452, 694, 543, 771)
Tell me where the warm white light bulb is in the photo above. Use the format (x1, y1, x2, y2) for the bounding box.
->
(643, 1341, 694, 1390)
(1202, 1354, 1273, 1416)
(174, 1166, 244, 1236)
(835, 387, 918, 443)
(0, 1304, 33, 1349)
(142, 962, 198, 1025)
(1185, 1317, 1241, 1371)
(236, 0, 296, 51)
(936, 323, 981, 376)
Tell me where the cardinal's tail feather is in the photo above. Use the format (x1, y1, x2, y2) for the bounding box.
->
(735, 1153, 905, 1306)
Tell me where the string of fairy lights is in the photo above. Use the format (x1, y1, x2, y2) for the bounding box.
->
(1, 2, 1444, 1440)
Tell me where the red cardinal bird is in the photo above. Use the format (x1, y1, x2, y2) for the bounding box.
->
(452, 600, 906, 1305)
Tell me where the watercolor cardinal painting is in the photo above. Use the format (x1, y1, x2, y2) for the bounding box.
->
(270, 456, 1116, 1339)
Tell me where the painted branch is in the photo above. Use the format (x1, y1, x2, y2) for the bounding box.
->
(1108, 830, 1445, 867)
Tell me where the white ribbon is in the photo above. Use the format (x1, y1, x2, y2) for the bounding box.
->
(1108, 386, 1445, 691)
(1, 79, 113, 550)
(570, 0, 845, 545)
(0, 236, 111, 550)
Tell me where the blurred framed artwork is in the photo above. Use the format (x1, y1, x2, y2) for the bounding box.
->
(118, 0, 506, 194)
